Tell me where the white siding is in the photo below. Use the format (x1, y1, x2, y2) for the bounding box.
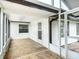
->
(69, 21, 76, 36)
(52, 20, 59, 46)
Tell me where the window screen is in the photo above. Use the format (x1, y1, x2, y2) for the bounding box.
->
(61, 21, 64, 37)
(38, 23, 42, 40)
(19, 24, 29, 33)
(60, 21, 69, 37)
(76, 23, 79, 35)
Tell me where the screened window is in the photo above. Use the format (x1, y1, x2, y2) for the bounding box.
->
(60, 21, 64, 37)
(76, 23, 79, 35)
(67, 22, 69, 36)
(54, 0, 60, 8)
(54, 0, 69, 10)
(60, 21, 69, 37)
(3, 13, 5, 46)
(38, 23, 42, 40)
(19, 24, 29, 33)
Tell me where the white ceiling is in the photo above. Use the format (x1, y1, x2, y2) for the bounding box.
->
(1, 1, 56, 17)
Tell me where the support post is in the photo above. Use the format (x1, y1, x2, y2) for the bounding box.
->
(58, 0, 62, 59)
(64, 13, 68, 59)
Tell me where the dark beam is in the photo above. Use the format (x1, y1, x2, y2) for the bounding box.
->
(6, 0, 58, 13)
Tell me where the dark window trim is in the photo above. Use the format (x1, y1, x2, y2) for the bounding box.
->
(76, 23, 79, 35)
(19, 24, 29, 33)
(38, 22, 42, 40)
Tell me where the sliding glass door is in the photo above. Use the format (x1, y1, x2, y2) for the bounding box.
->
(0, 8, 1, 52)
(0, 8, 10, 53)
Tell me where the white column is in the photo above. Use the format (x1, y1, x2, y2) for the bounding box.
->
(4, 14, 7, 45)
(64, 13, 68, 59)
(58, 0, 62, 59)
(0, 8, 3, 53)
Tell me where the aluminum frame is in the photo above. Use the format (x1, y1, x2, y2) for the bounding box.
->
(61, 7, 79, 59)
(58, 0, 62, 59)
(0, 8, 4, 53)
(64, 13, 69, 59)
(61, 7, 79, 15)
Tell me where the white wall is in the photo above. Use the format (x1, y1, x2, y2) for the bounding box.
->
(10, 14, 49, 48)
(10, 22, 31, 39)
(51, 20, 59, 46)
(69, 21, 77, 36)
